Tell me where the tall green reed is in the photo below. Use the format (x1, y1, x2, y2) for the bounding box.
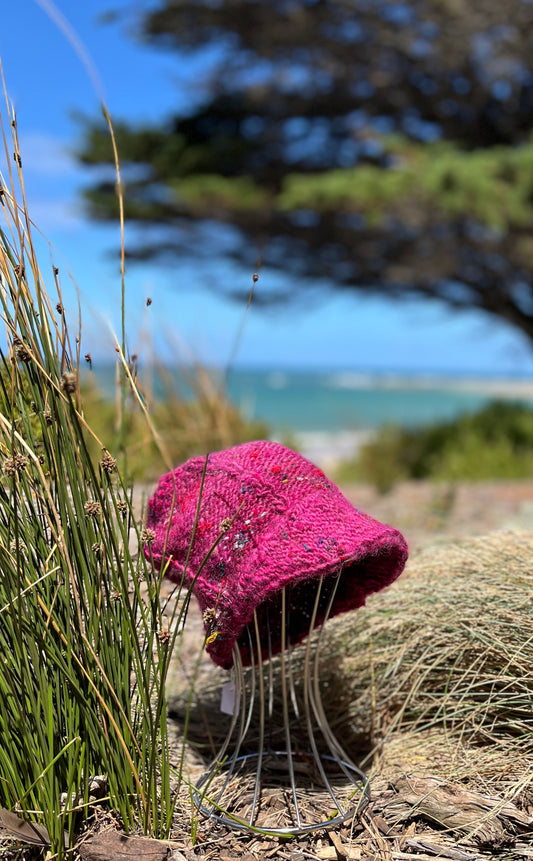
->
(0, 91, 189, 857)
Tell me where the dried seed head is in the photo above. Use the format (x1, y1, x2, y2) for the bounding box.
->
(56, 303, 63, 315)
(146, 297, 152, 306)
(100, 450, 117, 474)
(84, 501, 102, 519)
(53, 266, 59, 276)
(13, 337, 31, 363)
(142, 528, 155, 544)
(111, 589, 122, 603)
(117, 500, 128, 519)
(203, 607, 217, 627)
(61, 372, 77, 394)
(3, 453, 28, 476)
(157, 627, 171, 645)
(220, 517, 232, 533)
(9, 540, 27, 561)
(43, 409, 53, 426)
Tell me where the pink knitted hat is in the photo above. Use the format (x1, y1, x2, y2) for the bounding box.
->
(145, 440, 408, 669)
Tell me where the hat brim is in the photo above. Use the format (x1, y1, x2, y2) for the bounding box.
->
(204, 491, 408, 668)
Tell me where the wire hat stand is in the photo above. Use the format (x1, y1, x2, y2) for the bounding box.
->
(192, 574, 370, 836)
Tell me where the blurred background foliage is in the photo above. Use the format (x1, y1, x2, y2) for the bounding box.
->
(7, 344, 531, 488)
(81, 374, 268, 481)
(335, 400, 533, 491)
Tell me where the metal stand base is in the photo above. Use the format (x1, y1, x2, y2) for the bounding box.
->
(192, 577, 370, 835)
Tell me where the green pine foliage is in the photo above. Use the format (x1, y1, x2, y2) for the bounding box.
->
(83, 126, 533, 235)
(279, 139, 533, 233)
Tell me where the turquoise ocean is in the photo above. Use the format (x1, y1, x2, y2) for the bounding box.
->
(223, 369, 533, 433)
(90, 365, 533, 466)
(226, 369, 533, 465)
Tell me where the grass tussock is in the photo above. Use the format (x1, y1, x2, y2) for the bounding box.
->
(0, 91, 201, 857)
(324, 530, 533, 790)
(0, 66, 267, 857)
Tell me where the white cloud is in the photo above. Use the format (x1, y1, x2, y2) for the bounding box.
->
(17, 130, 77, 178)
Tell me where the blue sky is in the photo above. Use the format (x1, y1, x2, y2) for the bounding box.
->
(1, 1, 533, 376)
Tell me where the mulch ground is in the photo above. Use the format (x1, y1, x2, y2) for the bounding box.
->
(156, 480, 533, 861)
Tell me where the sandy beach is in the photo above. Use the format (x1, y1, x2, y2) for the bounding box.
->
(273, 429, 375, 471)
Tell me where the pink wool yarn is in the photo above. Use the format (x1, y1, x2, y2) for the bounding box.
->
(145, 440, 408, 669)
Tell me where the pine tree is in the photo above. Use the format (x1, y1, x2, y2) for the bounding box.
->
(79, 0, 533, 342)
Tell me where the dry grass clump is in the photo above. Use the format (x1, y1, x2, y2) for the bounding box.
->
(323, 530, 533, 788)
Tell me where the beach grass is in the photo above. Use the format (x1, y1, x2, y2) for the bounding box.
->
(0, 84, 198, 857)
(0, 49, 271, 855)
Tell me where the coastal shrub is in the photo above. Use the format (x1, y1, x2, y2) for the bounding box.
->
(336, 400, 533, 490)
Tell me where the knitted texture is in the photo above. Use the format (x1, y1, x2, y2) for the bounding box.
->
(145, 440, 408, 669)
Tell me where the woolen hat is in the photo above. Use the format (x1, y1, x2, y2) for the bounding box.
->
(145, 440, 408, 669)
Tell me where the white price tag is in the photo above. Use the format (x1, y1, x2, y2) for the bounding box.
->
(220, 680, 239, 716)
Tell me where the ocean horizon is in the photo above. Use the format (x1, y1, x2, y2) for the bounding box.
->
(84, 363, 533, 433)
(81, 364, 533, 467)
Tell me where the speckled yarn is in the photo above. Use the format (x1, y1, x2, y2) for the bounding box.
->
(144, 440, 408, 669)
